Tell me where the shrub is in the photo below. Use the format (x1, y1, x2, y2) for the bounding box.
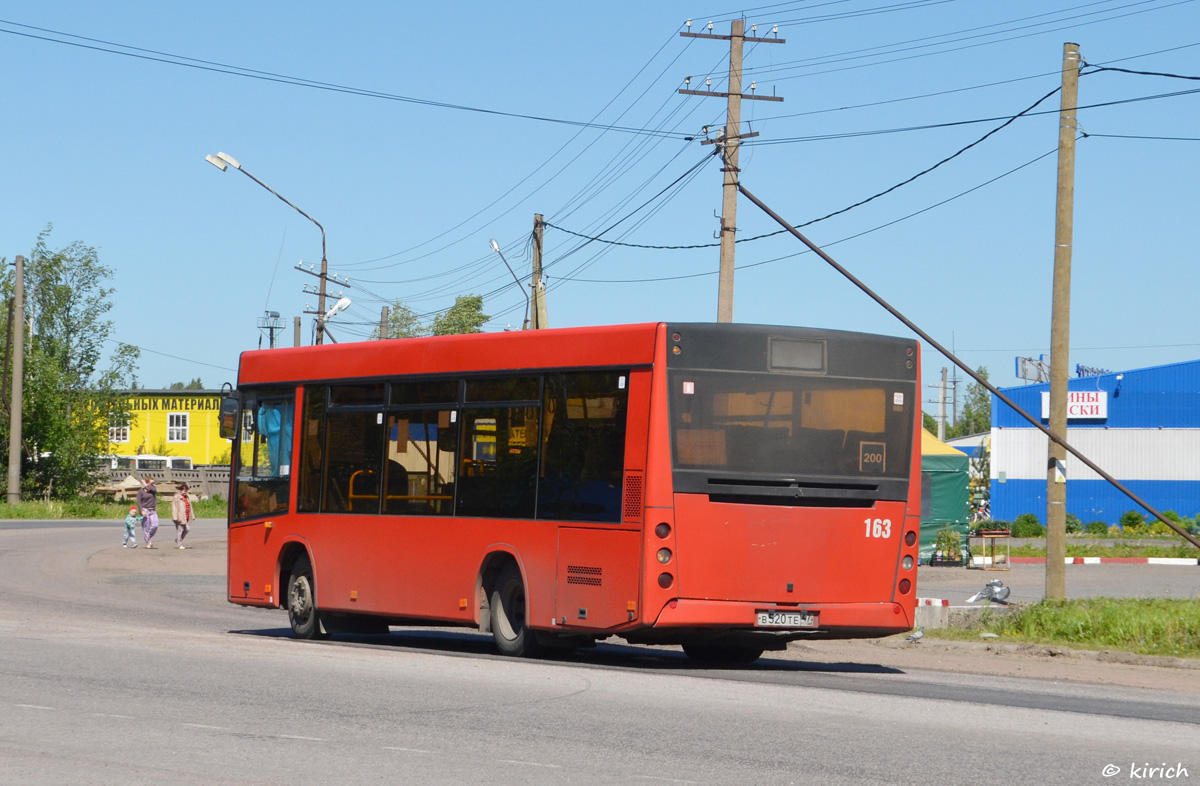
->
(1085, 520, 1109, 536)
(1119, 510, 1147, 534)
(1012, 513, 1045, 538)
(933, 528, 964, 562)
(1065, 513, 1082, 534)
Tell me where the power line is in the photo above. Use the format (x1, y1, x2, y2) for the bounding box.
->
(0, 19, 694, 140)
(564, 146, 1058, 284)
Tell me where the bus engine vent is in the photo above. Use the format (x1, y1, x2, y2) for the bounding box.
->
(567, 565, 602, 586)
(623, 473, 644, 522)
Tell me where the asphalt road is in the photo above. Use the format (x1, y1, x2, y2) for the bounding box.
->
(0, 519, 1196, 785)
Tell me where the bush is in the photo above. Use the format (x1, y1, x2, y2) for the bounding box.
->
(1012, 513, 1045, 538)
(1065, 513, 1082, 534)
(933, 528, 964, 563)
(1119, 510, 1147, 534)
(1086, 520, 1109, 536)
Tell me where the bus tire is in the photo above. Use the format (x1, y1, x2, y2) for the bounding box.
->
(490, 563, 543, 658)
(287, 555, 327, 640)
(682, 643, 763, 666)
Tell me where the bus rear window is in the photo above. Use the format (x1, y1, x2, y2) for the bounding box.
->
(670, 371, 912, 479)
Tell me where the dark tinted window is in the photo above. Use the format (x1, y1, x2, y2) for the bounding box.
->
(330, 384, 385, 407)
(456, 406, 538, 518)
(384, 410, 457, 515)
(298, 386, 326, 512)
(538, 372, 628, 522)
(390, 379, 459, 407)
(322, 410, 385, 514)
(464, 376, 539, 403)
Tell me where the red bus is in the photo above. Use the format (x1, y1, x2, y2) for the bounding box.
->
(224, 322, 921, 663)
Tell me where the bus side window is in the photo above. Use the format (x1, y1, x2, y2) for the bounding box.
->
(322, 409, 385, 514)
(537, 372, 628, 522)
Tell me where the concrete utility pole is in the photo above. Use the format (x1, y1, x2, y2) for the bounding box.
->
(380, 306, 390, 340)
(293, 316, 302, 348)
(7, 255, 24, 504)
(531, 214, 548, 329)
(1046, 42, 1081, 601)
(679, 20, 783, 322)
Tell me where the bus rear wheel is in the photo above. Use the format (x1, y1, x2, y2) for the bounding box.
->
(287, 555, 327, 640)
(490, 563, 543, 658)
(682, 643, 764, 665)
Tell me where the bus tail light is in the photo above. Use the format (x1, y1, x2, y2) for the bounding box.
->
(898, 579, 911, 594)
(654, 522, 671, 539)
(904, 530, 916, 547)
(656, 548, 672, 564)
(902, 556, 914, 571)
(658, 573, 674, 589)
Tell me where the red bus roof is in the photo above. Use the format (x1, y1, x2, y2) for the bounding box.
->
(238, 322, 663, 385)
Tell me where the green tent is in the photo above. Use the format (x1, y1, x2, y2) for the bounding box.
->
(919, 430, 971, 561)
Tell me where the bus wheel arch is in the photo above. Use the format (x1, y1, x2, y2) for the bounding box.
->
(282, 545, 328, 640)
(483, 557, 544, 658)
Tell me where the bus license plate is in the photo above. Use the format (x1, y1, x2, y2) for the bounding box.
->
(756, 610, 818, 628)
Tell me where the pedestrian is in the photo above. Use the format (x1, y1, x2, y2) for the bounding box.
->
(171, 482, 196, 549)
(136, 475, 159, 548)
(123, 505, 141, 548)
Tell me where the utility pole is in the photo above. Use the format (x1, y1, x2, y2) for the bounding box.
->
(1046, 42, 1080, 601)
(680, 19, 783, 322)
(293, 316, 302, 348)
(7, 255, 24, 504)
(531, 214, 548, 329)
(380, 306, 390, 340)
(938, 367, 948, 441)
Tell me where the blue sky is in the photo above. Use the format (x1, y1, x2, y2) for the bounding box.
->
(2, 1, 1198, 423)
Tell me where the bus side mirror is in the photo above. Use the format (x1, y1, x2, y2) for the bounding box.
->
(219, 395, 240, 440)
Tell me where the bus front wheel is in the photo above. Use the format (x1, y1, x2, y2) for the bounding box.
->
(287, 555, 327, 640)
(490, 563, 543, 658)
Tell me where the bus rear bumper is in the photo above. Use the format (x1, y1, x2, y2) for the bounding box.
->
(632, 598, 914, 643)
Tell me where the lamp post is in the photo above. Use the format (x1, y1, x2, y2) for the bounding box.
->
(489, 239, 530, 331)
(206, 152, 331, 344)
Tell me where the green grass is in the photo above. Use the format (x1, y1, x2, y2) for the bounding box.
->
(0, 497, 228, 519)
(929, 598, 1200, 658)
(1010, 543, 1199, 558)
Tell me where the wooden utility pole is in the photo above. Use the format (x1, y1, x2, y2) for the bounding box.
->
(7, 256, 24, 504)
(1046, 42, 1080, 601)
(680, 20, 783, 322)
(531, 214, 548, 329)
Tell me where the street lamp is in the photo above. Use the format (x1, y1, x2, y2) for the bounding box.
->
(488, 238, 530, 331)
(206, 151, 332, 344)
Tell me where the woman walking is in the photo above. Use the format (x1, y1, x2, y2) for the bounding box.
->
(136, 476, 159, 548)
(171, 482, 196, 549)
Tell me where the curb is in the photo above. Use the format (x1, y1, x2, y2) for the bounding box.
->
(917, 597, 949, 606)
(1004, 557, 1200, 566)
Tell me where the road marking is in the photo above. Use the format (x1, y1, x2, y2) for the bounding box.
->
(15, 704, 55, 710)
(498, 760, 562, 768)
(383, 747, 433, 754)
(274, 734, 325, 741)
(633, 777, 703, 784)
(183, 723, 226, 730)
(93, 713, 136, 719)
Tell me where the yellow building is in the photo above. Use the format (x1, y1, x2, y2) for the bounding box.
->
(107, 390, 229, 466)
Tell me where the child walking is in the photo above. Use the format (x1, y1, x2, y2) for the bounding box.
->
(123, 505, 141, 548)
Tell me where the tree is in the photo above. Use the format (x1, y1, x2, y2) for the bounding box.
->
(431, 295, 489, 336)
(167, 378, 205, 390)
(0, 226, 140, 499)
(948, 367, 991, 438)
(922, 412, 938, 435)
(371, 301, 428, 339)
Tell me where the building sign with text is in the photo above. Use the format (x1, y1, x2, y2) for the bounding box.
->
(1040, 390, 1107, 420)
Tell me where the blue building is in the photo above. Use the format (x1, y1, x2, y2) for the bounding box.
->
(990, 359, 1200, 525)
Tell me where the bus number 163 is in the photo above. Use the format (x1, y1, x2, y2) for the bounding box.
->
(864, 518, 892, 538)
